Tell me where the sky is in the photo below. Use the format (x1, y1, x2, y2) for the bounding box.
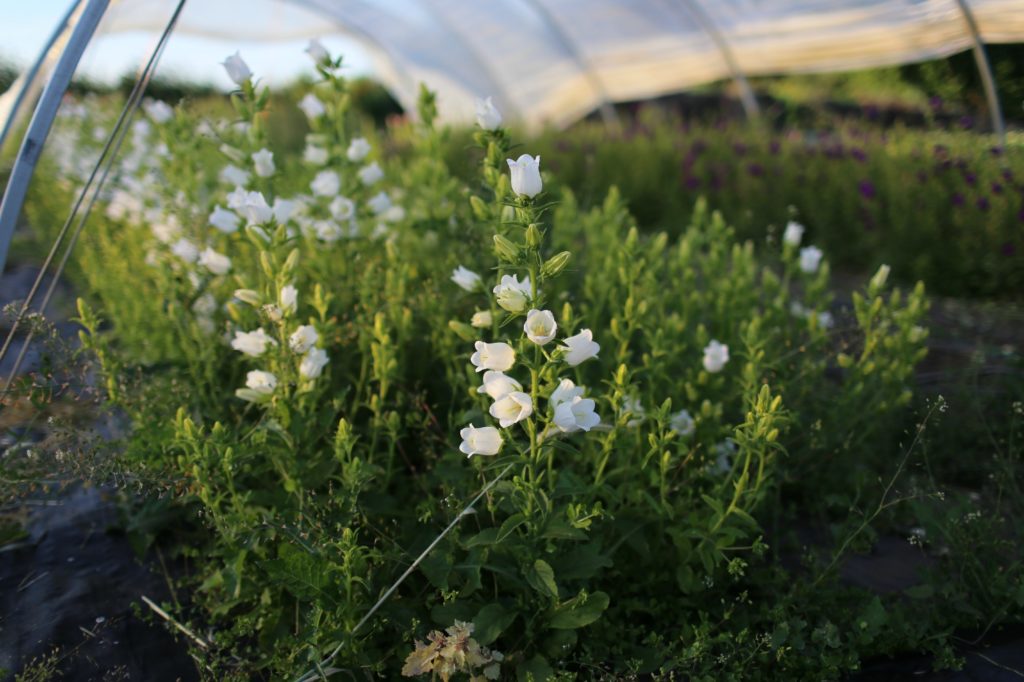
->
(0, 0, 376, 89)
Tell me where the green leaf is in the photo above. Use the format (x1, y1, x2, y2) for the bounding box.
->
(473, 603, 517, 646)
(464, 527, 500, 548)
(497, 513, 527, 542)
(517, 654, 554, 682)
(554, 543, 613, 581)
(419, 551, 454, 590)
(548, 590, 610, 629)
(541, 517, 587, 541)
(525, 559, 559, 599)
(904, 584, 935, 600)
(261, 544, 336, 607)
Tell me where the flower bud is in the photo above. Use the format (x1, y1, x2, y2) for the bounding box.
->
(869, 263, 891, 293)
(541, 251, 571, 278)
(469, 195, 489, 221)
(493, 234, 520, 262)
(233, 289, 261, 306)
(448, 320, 477, 341)
(525, 224, 542, 248)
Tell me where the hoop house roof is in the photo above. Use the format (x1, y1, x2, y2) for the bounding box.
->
(41, 0, 1024, 128)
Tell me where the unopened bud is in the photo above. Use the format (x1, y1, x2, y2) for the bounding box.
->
(525, 224, 542, 248)
(233, 288, 261, 306)
(493, 233, 520, 262)
(541, 251, 571, 278)
(448, 320, 477, 341)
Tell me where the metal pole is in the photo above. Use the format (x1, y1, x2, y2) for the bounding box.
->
(954, 0, 1006, 145)
(0, 0, 186, 392)
(675, 0, 760, 120)
(0, 0, 111, 276)
(518, 0, 620, 126)
(0, 0, 84, 152)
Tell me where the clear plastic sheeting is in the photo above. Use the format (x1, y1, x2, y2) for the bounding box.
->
(87, 0, 1024, 128)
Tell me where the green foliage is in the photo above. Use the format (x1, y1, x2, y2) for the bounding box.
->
(16, 47, 1023, 681)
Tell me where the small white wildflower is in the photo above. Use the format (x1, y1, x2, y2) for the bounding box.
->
(198, 247, 231, 276)
(459, 424, 503, 457)
(799, 246, 823, 274)
(559, 329, 600, 367)
(451, 266, 481, 292)
(289, 325, 319, 353)
(470, 341, 515, 373)
(300, 348, 329, 379)
(490, 391, 533, 427)
(702, 340, 729, 373)
(524, 309, 557, 345)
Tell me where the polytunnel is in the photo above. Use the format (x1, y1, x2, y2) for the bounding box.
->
(2, 0, 1024, 274)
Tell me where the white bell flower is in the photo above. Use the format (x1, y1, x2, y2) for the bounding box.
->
(459, 424, 503, 458)
(220, 164, 249, 187)
(358, 161, 384, 186)
(231, 328, 277, 356)
(549, 378, 583, 411)
(367, 191, 391, 215)
(621, 396, 645, 427)
(289, 325, 319, 353)
(314, 220, 345, 242)
(470, 341, 515, 373)
(222, 51, 252, 85)
(246, 370, 277, 395)
(524, 309, 557, 345)
(144, 99, 173, 123)
(475, 97, 502, 130)
(272, 198, 298, 224)
(330, 196, 355, 221)
(783, 220, 804, 247)
(252, 148, 275, 177)
(198, 247, 231, 275)
(305, 38, 331, 65)
(192, 293, 218, 317)
(670, 409, 695, 437)
(279, 284, 298, 314)
(553, 396, 600, 433)
(451, 266, 481, 292)
(559, 329, 600, 367)
(702, 340, 729, 373)
(346, 137, 371, 162)
(471, 310, 493, 328)
(209, 205, 240, 233)
(303, 144, 328, 165)
(711, 440, 737, 475)
(170, 238, 199, 263)
(799, 246, 823, 274)
(300, 348, 329, 379)
(477, 371, 523, 401)
(298, 92, 325, 119)
(311, 170, 340, 197)
(507, 154, 542, 198)
(490, 391, 533, 427)
(237, 191, 274, 225)
(492, 274, 531, 313)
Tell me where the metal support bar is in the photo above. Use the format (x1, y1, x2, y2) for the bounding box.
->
(1, 0, 186, 393)
(519, 0, 619, 126)
(0, 0, 111, 276)
(676, 0, 760, 120)
(0, 0, 84, 152)
(954, 0, 1006, 146)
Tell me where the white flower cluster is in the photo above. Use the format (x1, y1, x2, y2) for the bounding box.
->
(231, 283, 330, 403)
(454, 264, 602, 459)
